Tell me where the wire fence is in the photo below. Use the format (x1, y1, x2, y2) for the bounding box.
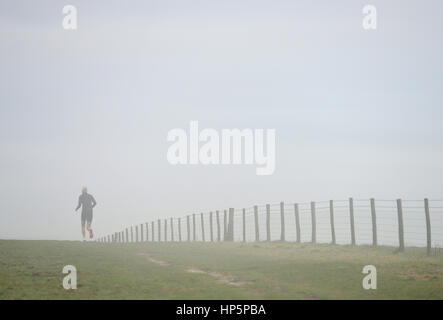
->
(98, 198, 443, 255)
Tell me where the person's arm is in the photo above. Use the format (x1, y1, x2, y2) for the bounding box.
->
(75, 196, 81, 211)
(91, 196, 97, 209)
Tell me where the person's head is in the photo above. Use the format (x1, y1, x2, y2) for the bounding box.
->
(82, 186, 87, 194)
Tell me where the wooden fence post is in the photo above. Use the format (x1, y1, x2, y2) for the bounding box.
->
(311, 201, 316, 243)
(266, 204, 271, 241)
(151, 221, 154, 242)
(396, 199, 405, 252)
(158, 219, 161, 242)
(216, 211, 221, 241)
(280, 202, 285, 241)
(294, 203, 300, 243)
(193, 214, 196, 241)
(329, 200, 336, 245)
(349, 198, 356, 245)
(242, 209, 246, 242)
(164, 219, 167, 241)
(254, 205, 259, 241)
(223, 210, 227, 241)
(370, 198, 377, 247)
(227, 208, 234, 241)
(146, 223, 149, 242)
(140, 223, 143, 242)
(131, 226, 133, 242)
(209, 212, 214, 242)
(187, 215, 191, 242)
(397, 199, 405, 252)
(424, 198, 432, 256)
(171, 218, 174, 242)
(178, 217, 182, 242)
(201, 213, 205, 242)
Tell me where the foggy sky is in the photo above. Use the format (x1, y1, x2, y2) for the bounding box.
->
(1, 0, 442, 240)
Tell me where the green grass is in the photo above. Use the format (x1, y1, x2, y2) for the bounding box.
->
(0, 240, 441, 299)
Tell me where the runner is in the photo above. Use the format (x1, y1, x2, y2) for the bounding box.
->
(75, 187, 97, 241)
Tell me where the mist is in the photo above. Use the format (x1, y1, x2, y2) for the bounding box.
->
(1, 0, 443, 241)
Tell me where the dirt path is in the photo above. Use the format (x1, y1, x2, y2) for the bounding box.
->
(136, 253, 170, 266)
(137, 252, 245, 287)
(186, 267, 245, 287)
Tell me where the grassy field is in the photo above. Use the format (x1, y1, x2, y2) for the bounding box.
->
(0, 240, 442, 299)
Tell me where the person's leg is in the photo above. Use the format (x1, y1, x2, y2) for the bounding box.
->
(87, 211, 93, 238)
(81, 211, 86, 240)
(81, 222, 86, 239)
